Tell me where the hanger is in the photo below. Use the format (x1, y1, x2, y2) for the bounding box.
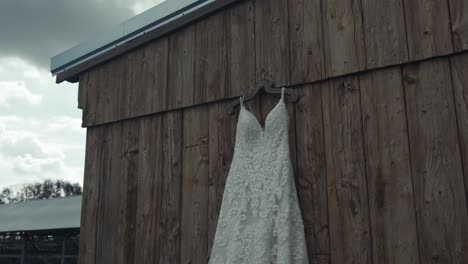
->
(225, 78, 300, 115)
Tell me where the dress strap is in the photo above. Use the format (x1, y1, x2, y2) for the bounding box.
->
(240, 95, 244, 107)
(281, 87, 285, 99)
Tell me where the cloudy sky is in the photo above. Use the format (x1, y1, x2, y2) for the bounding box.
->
(0, 0, 166, 190)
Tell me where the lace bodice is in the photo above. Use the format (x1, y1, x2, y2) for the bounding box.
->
(208, 88, 309, 263)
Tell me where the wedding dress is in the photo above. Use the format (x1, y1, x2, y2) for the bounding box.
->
(208, 88, 309, 263)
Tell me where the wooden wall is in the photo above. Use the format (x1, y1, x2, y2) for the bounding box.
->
(76, 0, 468, 263)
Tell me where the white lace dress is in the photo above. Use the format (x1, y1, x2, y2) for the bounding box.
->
(208, 88, 309, 263)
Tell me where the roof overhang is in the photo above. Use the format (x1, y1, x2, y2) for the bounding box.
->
(50, 0, 239, 83)
(0, 196, 81, 233)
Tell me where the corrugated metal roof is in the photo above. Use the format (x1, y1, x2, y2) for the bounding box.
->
(50, 0, 215, 76)
(0, 196, 81, 233)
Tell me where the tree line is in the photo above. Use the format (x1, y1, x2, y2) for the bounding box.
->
(0, 179, 82, 204)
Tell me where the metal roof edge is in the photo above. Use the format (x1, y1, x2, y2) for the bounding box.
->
(50, 0, 217, 77)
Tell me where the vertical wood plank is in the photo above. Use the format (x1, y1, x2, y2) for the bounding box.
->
(322, 76, 372, 264)
(96, 123, 122, 264)
(77, 74, 87, 110)
(167, 26, 195, 109)
(77, 127, 104, 264)
(255, 0, 291, 86)
(159, 111, 183, 263)
(359, 67, 420, 264)
(226, 0, 255, 97)
(288, 0, 325, 83)
(118, 53, 134, 120)
(82, 69, 99, 126)
(322, 0, 366, 77)
(403, 58, 468, 263)
(150, 39, 169, 113)
(450, 53, 468, 207)
(194, 13, 227, 103)
(403, 0, 453, 60)
(130, 46, 155, 117)
(134, 115, 164, 263)
(294, 84, 330, 256)
(115, 119, 140, 264)
(449, 0, 468, 51)
(207, 102, 236, 257)
(361, 0, 408, 68)
(181, 106, 210, 263)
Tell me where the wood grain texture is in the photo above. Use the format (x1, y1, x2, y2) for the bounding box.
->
(226, 0, 255, 97)
(255, 0, 291, 86)
(150, 39, 169, 113)
(82, 69, 99, 126)
(403, 58, 468, 263)
(207, 102, 236, 257)
(403, 0, 453, 60)
(134, 116, 163, 263)
(181, 106, 210, 263)
(449, 0, 468, 51)
(95, 63, 116, 124)
(167, 26, 195, 109)
(77, 127, 104, 264)
(361, 0, 408, 68)
(294, 84, 329, 256)
(288, 0, 325, 83)
(322, 76, 372, 264)
(450, 53, 468, 209)
(310, 254, 331, 264)
(118, 53, 134, 120)
(96, 124, 122, 264)
(322, 0, 366, 77)
(194, 12, 227, 103)
(115, 119, 140, 264)
(77, 74, 87, 110)
(130, 46, 155, 117)
(359, 67, 419, 264)
(160, 111, 183, 263)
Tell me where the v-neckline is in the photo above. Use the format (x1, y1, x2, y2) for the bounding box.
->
(240, 96, 284, 131)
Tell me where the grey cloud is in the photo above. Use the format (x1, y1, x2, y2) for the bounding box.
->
(0, 0, 135, 70)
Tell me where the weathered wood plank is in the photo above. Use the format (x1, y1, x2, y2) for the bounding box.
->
(194, 12, 227, 103)
(449, 0, 468, 51)
(288, 0, 325, 83)
(255, 0, 290, 86)
(310, 254, 331, 264)
(450, 53, 468, 208)
(207, 102, 236, 257)
(359, 67, 419, 264)
(403, 58, 468, 263)
(181, 106, 210, 263)
(294, 84, 329, 256)
(77, 127, 104, 264)
(134, 115, 164, 263)
(96, 124, 122, 264)
(130, 46, 155, 117)
(118, 53, 134, 120)
(82, 69, 99, 126)
(114, 119, 140, 264)
(77, 74, 87, 110)
(159, 111, 183, 263)
(322, 76, 372, 264)
(95, 63, 113, 124)
(167, 26, 195, 109)
(322, 0, 366, 77)
(150, 39, 169, 113)
(402, 0, 453, 60)
(361, 0, 408, 68)
(226, 0, 255, 97)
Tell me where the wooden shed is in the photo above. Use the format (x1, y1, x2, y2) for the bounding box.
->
(51, 0, 468, 263)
